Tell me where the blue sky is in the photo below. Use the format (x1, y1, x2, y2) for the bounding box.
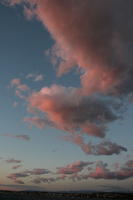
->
(0, 0, 133, 192)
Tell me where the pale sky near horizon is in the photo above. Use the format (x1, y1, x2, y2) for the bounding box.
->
(0, 0, 133, 192)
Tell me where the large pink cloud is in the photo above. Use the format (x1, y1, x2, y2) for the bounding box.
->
(5, 0, 133, 95)
(3, 0, 132, 156)
(26, 85, 119, 138)
(24, 85, 127, 154)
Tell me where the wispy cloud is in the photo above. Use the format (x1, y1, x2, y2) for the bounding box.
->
(25, 168, 51, 175)
(12, 165, 22, 170)
(6, 158, 21, 164)
(10, 78, 30, 99)
(24, 117, 50, 129)
(26, 73, 44, 82)
(11, 78, 29, 91)
(64, 135, 127, 155)
(57, 161, 93, 175)
(7, 168, 51, 184)
(7, 172, 28, 184)
(3, 134, 30, 141)
(0, 183, 45, 191)
(6, 159, 133, 185)
(32, 176, 67, 184)
(12, 101, 18, 107)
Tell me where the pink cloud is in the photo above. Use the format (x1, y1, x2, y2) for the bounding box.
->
(10, 78, 30, 100)
(64, 135, 127, 155)
(7, 0, 133, 95)
(7, 167, 50, 184)
(57, 161, 93, 175)
(7, 159, 133, 185)
(7, 172, 28, 184)
(11, 78, 29, 91)
(4, 0, 132, 157)
(89, 161, 133, 180)
(26, 85, 118, 138)
(67, 160, 133, 181)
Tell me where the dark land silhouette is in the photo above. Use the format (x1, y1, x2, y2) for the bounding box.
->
(0, 191, 133, 200)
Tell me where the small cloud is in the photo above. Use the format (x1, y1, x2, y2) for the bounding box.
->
(14, 180, 25, 184)
(3, 134, 30, 141)
(6, 158, 21, 164)
(34, 75, 44, 82)
(8, 172, 28, 179)
(12, 101, 18, 107)
(11, 78, 29, 91)
(12, 165, 22, 170)
(7, 172, 28, 184)
(26, 73, 44, 82)
(125, 160, 133, 168)
(26, 168, 51, 175)
(57, 161, 93, 175)
(10, 78, 30, 99)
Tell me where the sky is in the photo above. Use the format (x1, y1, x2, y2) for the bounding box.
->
(0, 0, 133, 192)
